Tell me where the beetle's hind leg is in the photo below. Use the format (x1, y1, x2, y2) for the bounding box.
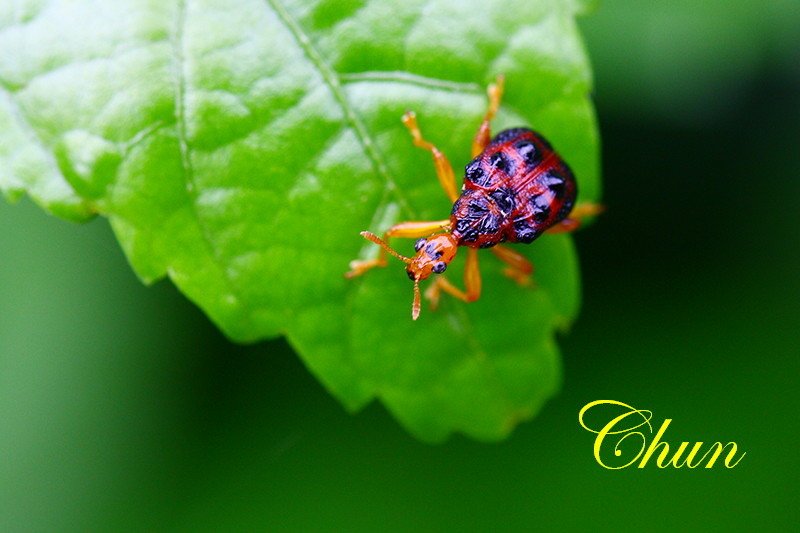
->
(345, 219, 450, 278)
(471, 75, 505, 157)
(490, 244, 534, 286)
(546, 203, 605, 234)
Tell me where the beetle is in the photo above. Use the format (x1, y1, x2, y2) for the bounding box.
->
(346, 75, 602, 319)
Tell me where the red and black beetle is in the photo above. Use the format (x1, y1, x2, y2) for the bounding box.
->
(346, 75, 602, 319)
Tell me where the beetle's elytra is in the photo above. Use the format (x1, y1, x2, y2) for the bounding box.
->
(451, 127, 577, 249)
(346, 75, 602, 320)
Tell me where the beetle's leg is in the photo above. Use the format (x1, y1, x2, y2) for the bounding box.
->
(424, 248, 482, 309)
(491, 244, 534, 286)
(401, 112, 459, 203)
(345, 219, 451, 278)
(471, 75, 505, 157)
(546, 203, 605, 234)
(384, 219, 452, 239)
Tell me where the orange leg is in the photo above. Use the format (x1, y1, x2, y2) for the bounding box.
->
(471, 75, 505, 157)
(425, 248, 482, 309)
(401, 111, 459, 203)
(345, 219, 450, 278)
(491, 244, 533, 286)
(546, 203, 606, 234)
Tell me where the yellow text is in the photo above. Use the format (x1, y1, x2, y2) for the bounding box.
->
(578, 400, 746, 469)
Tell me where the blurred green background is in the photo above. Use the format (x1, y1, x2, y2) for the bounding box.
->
(1, 1, 798, 531)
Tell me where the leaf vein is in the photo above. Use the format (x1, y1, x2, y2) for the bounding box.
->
(339, 71, 482, 94)
(264, 0, 414, 216)
(171, 0, 246, 308)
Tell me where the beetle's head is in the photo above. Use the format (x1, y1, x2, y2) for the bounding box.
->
(405, 233, 458, 282)
(359, 231, 458, 320)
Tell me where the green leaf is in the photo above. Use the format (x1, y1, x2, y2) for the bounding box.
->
(0, 0, 600, 441)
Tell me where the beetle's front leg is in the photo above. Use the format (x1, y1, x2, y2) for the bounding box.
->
(424, 248, 482, 309)
(345, 219, 451, 278)
(401, 111, 460, 203)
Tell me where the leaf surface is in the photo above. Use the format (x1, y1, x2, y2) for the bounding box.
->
(0, 0, 600, 441)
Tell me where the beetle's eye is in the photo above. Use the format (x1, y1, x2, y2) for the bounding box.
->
(432, 261, 447, 274)
(414, 238, 427, 252)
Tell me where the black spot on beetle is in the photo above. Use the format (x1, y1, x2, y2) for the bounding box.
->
(469, 200, 488, 212)
(467, 197, 489, 216)
(451, 197, 463, 217)
(489, 151, 513, 175)
(490, 188, 515, 214)
(513, 220, 538, 243)
(491, 127, 532, 144)
(455, 218, 472, 234)
(462, 229, 479, 242)
(541, 171, 565, 199)
(478, 213, 500, 234)
(515, 140, 540, 166)
(556, 196, 576, 222)
(465, 159, 490, 187)
(406, 269, 416, 280)
(414, 238, 426, 252)
(531, 194, 551, 222)
(432, 262, 447, 274)
(541, 172, 563, 186)
(425, 242, 443, 259)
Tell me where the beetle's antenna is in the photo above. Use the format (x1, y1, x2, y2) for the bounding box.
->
(412, 278, 421, 320)
(360, 231, 411, 264)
